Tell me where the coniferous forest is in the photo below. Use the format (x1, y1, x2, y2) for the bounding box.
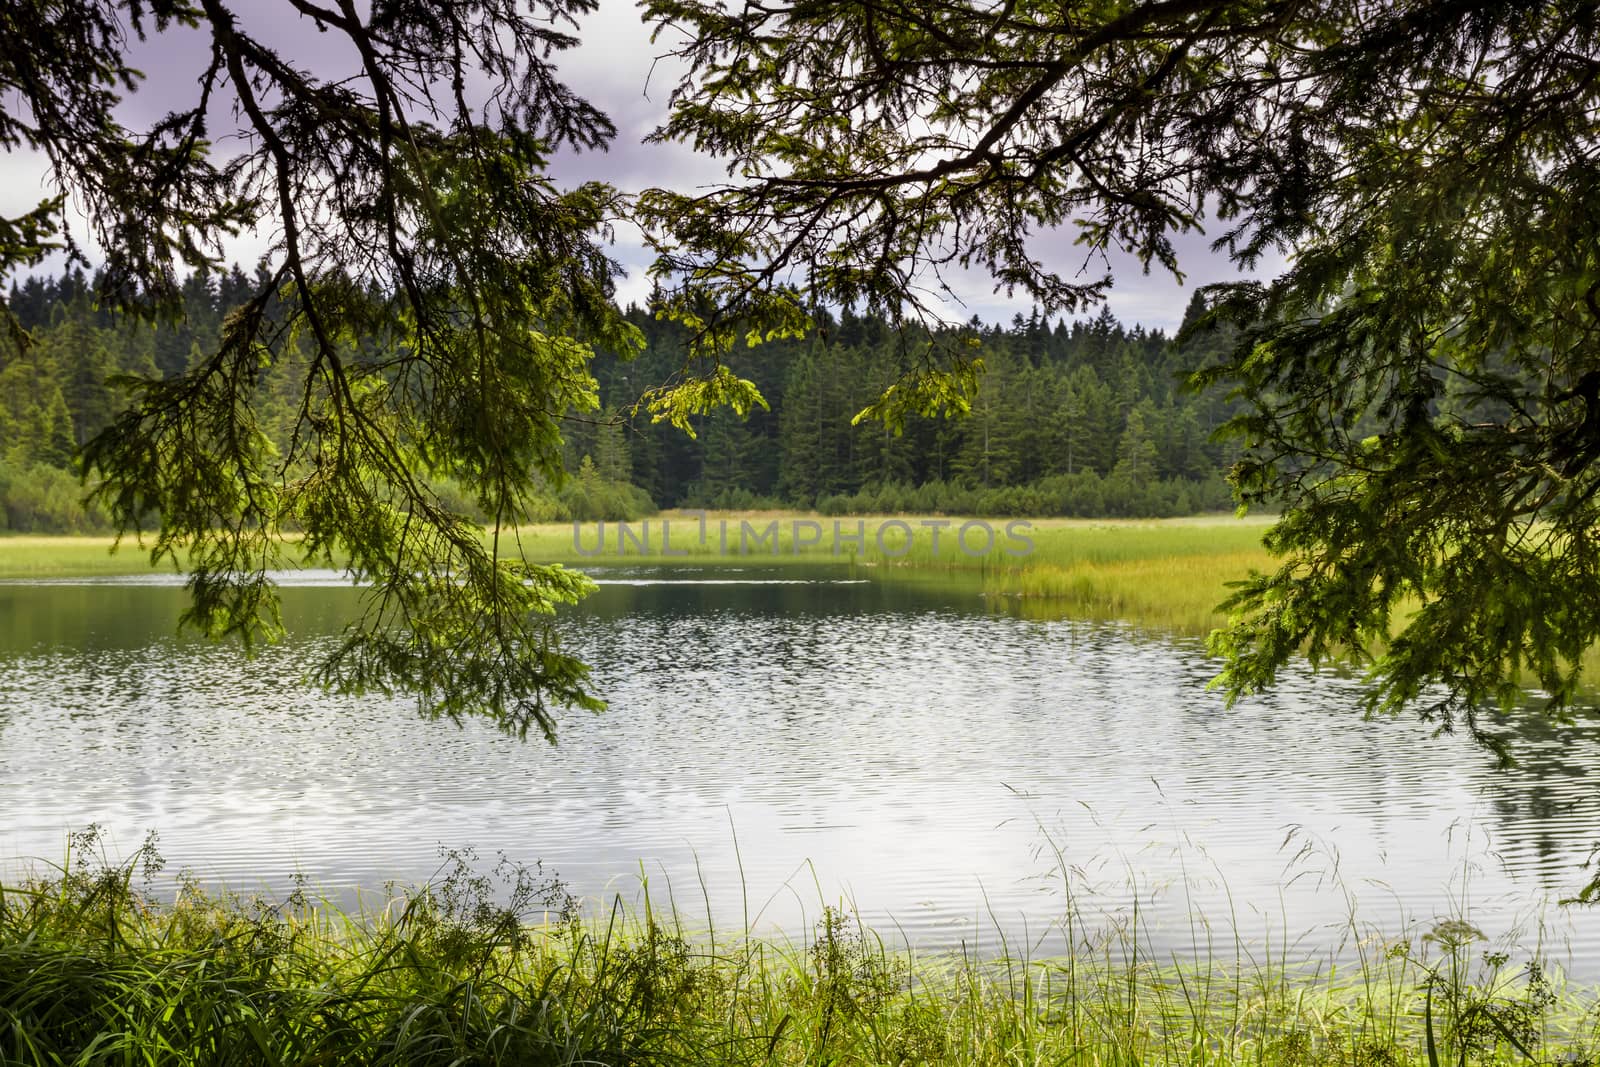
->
(1, 267, 1238, 532)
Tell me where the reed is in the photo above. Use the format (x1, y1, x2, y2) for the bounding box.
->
(0, 514, 1306, 644)
(12, 516, 1595, 690)
(0, 535, 187, 578)
(2, 830, 1594, 1066)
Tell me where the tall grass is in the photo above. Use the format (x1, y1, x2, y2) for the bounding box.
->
(0, 516, 1274, 645)
(3, 829, 1595, 1066)
(478, 512, 1276, 642)
(11, 514, 1600, 701)
(0, 514, 1269, 571)
(0, 535, 186, 578)
(880, 518, 1273, 635)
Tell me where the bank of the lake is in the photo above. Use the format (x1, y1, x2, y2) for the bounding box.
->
(0, 512, 1275, 635)
(4, 841, 1594, 1067)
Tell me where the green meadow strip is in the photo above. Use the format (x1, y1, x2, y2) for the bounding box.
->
(0, 515, 1276, 634)
(12, 514, 1595, 690)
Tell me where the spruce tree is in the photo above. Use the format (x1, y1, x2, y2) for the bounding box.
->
(641, 0, 1600, 743)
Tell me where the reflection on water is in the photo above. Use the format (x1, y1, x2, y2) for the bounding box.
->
(0, 566, 1596, 974)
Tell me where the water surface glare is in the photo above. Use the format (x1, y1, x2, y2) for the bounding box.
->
(1, 567, 1596, 974)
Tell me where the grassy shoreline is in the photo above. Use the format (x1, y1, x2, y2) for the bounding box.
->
(3, 839, 1593, 1067)
(0, 512, 1276, 636)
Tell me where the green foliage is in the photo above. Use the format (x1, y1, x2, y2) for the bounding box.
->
(6, 0, 1596, 755)
(0, 459, 111, 533)
(642, 0, 1600, 742)
(7, 279, 1239, 536)
(2, 0, 646, 738)
(642, 364, 768, 436)
(559, 455, 658, 522)
(1191, 3, 1600, 755)
(3, 833, 1597, 1067)
(592, 304, 1240, 514)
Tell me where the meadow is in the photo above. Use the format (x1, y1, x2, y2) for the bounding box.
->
(0, 512, 1276, 637)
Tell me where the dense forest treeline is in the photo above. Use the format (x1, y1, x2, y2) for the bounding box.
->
(0, 268, 1239, 533)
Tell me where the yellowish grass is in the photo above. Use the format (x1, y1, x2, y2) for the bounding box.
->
(0, 515, 1277, 640)
(0, 535, 180, 577)
(969, 550, 1271, 635)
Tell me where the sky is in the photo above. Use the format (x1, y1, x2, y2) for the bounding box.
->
(0, 0, 1277, 334)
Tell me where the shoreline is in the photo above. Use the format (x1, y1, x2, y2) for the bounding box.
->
(0, 512, 1276, 636)
(4, 845, 1594, 1066)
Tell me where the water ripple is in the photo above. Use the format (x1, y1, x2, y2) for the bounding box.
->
(0, 570, 1595, 974)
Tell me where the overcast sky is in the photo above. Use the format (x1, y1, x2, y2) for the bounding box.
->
(1, 0, 1275, 334)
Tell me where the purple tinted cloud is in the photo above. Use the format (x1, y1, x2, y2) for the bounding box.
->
(2, 0, 1274, 332)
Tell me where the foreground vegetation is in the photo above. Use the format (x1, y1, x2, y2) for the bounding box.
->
(2, 834, 1594, 1067)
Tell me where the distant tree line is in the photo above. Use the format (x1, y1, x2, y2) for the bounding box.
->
(577, 295, 1240, 518)
(1, 268, 1238, 533)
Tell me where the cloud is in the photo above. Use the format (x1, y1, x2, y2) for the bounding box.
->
(3, 0, 1278, 331)
(551, 1, 1281, 331)
(0, 150, 54, 220)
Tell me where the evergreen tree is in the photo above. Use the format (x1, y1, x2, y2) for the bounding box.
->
(643, 0, 1600, 750)
(0, 269, 1248, 527)
(39, 387, 77, 469)
(952, 341, 1023, 488)
(593, 414, 633, 486)
(45, 312, 119, 446)
(777, 345, 825, 504)
(1111, 402, 1160, 489)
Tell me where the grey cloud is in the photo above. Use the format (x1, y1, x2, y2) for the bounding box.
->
(554, 1, 1280, 331)
(5, 0, 1276, 332)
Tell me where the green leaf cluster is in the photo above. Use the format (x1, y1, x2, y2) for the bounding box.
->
(645, 0, 1600, 733)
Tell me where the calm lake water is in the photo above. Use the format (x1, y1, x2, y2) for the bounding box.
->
(2, 566, 1597, 975)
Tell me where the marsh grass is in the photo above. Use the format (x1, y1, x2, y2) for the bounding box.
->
(0, 535, 189, 578)
(3, 828, 1596, 1067)
(0, 515, 1261, 673)
(10, 514, 1598, 696)
(852, 517, 1271, 636)
(485, 512, 1279, 640)
(0, 515, 1274, 634)
(0, 534, 339, 579)
(0, 514, 1268, 569)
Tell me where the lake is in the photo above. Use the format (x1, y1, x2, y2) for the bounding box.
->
(2, 565, 1597, 975)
